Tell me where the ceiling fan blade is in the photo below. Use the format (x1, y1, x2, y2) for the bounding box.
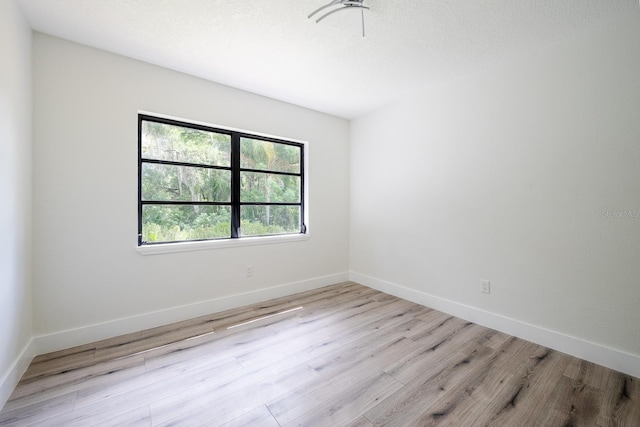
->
(308, 0, 342, 19)
(315, 4, 369, 23)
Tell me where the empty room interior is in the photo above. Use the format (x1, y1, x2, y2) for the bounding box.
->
(1, 0, 640, 425)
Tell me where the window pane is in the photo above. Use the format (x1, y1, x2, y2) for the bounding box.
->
(141, 121, 231, 167)
(142, 205, 231, 243)
(240, 138, 300, 173)
(142, 163, 231, 202)
(240, 206, 300, 236)
(240, 172, 300, 203)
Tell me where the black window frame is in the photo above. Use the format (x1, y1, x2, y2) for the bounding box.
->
(138, 114, 306, 246)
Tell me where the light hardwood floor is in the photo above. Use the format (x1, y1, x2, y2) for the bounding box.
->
(1, 282, 638, 426)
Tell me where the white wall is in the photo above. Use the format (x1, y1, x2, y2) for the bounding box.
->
(0, 0, 34, 408)
(32, 34, 350, 351)
(350, 12, 640, 376)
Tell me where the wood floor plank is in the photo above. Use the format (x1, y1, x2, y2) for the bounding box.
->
(21, 348, 97, 382)
(74, 356, 242, 410)
(140, 333, 242, 373)
(596, 370, 640, 426)
(63, 355, 235, 424)
(219, 405, 280, 427)
(2, 358, 147, 413)
(428, 365, 515, 427)
(7, 354, 146, 403)
(539, 375, 603, 427)
(345, 416, 376, 427)
(482, 330, 512, 350)
(250, 281, 372, 316)
(153, 362, 320, 426)
(282, 372, 403, 427)
(477, 347, 572, 426)
(364, 342, 494, 426)
(93, 320, 217, 361)
(33, 404, 153, 427)
(0, 392, 76, 426)
(232, 328, 343, 370)
(84, 405, 152, 427)
(383, 319, 483, 385)
(267, 359, 398, 425)
(30, 342, 97, 365)
(73, 356, 243, 418)
(306, 325, 421, 380)
(2, 281, 639, 427)
(462, 346, 568, 426)
(293, 296, 389, 334)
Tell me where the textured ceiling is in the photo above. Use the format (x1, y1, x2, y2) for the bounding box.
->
(17, 0, 637, 119)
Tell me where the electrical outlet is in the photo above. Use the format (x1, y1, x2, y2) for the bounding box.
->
(481, 280, 490, 294)
(245, 265, 254, 277)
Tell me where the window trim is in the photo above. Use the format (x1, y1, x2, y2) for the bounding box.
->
(137, 112, 309, 252)
(136, 232, 311, 255)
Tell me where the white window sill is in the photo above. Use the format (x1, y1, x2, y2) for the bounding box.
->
(136, 233, 310, 255)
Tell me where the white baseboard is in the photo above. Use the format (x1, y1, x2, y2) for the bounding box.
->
(350, 271, 640, 379)
(0, 338, 35, 410)
(35, 272, 349, 355)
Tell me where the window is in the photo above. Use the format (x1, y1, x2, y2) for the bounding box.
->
(138, 114, 306, 246)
